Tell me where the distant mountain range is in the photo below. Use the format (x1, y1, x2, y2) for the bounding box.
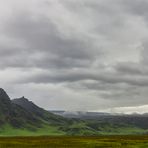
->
(1, 88, 148, 136)
(50, 110, 111, 118)
(50, 110, 148, 119)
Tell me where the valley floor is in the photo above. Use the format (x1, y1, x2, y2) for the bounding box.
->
(0, 136, 148, 148)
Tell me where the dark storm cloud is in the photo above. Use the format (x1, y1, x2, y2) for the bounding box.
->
(19, 68, 148, 87)
(115, 62, 148, 76)
(1, 11, 101, 69)
(122, 0, 148, 17)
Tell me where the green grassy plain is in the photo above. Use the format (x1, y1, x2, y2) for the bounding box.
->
(0, 124, 66, 136)
(0, 136, 148, 148)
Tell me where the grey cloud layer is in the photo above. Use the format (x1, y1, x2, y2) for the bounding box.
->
(0, 0, 148, 111)
(2, 13, 100, 69)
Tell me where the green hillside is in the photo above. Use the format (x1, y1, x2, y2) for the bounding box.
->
(0, 88, 148, 136)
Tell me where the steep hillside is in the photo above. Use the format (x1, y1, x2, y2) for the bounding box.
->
(0, 88, 148, 136)
(0, 88, 72, 136)
(12, 97, 72, 126)
(0, 88, 40, 128)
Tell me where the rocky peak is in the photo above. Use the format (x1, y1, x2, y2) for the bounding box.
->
(0, 88, 11, 103)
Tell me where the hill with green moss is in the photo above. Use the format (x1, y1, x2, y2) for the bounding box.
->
(0, 88, 72, 136)
(0, 88, 148, 136)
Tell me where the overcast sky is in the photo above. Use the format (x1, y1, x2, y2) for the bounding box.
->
(1, 0, 148, 113)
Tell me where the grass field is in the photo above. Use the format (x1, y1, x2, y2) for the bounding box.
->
(0, 124, 66, 136)
(0, 136, 148, 148)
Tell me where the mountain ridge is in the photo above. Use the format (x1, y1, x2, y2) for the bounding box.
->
(12, 97, 71, 126)
(1, 88, 148, 136)
(0, 88, 72, 133)
(0, 88, 41, 128)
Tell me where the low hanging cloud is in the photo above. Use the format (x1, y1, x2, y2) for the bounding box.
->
(1, 0, 148, 112)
